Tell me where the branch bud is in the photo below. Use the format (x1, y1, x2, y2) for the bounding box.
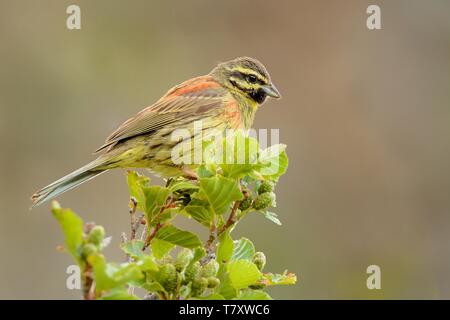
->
(252, 251, 266, 271)
(258, 180, 275, 194)
(253, 192, 276, 210)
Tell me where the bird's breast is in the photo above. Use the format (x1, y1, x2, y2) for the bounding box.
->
(222, 99, 243, 130)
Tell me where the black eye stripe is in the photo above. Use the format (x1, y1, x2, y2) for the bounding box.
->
(231, 71, 266, 84)
(229, 78, 268, 104)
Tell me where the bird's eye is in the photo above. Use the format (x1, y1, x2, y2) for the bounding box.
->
(247, 75, 257, 84)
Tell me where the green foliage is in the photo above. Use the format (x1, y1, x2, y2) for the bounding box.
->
(155, 225, 202, 249)
(51, 134, 296, 300)
(216, 230, 233, 264)
(238, 289, 272, 300)
(227, 260, 262, 290)
(231, 238, 255, 261)
(51, 203, 84, 263)
(198, 176, 243, 216)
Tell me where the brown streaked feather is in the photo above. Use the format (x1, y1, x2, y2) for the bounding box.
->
(164, 75, 222, 98)
(95, 76, 229, 153)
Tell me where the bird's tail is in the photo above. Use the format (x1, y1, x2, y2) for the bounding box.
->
(31, 160, 108, 208)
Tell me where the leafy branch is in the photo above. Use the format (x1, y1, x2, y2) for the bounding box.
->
(51, 133, 296, 300)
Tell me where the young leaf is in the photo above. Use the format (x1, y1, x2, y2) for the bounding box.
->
(119, 241, 158, 272)
(258, 144, 286, 164)
(183, 205, 213, 227)
(168, 180, 199, 193)
(143, 186, 171, 222)
(216, 230, 234, 264)
(127, 171, 150, 212)
(262, 271, 297, 286)
(258, 145, 288, 179)
(197, 164, 215, 178)
(221, 135, 260, 178)
(120, 240, 145, 260)
(218, 274, 238, 299)
(51, 202, 84, 261)
(88, 254, 144, 293)
(199, 176, 243, 216)
(237, 289, 272, 300)
(231, 238, 255, 261)
(150, 239, 175, 259)
(198, 293, 226, 300)
(136, 256, 159, 272)
(227, 260, 262, 289)
(142, 281, 166, 293)
(101, 289, 140, 300)
(155, 225, 202, 249)
(261, 211, 282, 226)
(192, 247, 207, 263)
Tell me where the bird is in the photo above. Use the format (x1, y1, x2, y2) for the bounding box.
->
(31, 57, 281, 207)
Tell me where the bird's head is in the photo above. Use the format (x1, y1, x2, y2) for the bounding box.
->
(210, 57, 281, 105)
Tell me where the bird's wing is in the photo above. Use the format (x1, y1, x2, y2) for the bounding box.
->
(95, 75, 229, 153)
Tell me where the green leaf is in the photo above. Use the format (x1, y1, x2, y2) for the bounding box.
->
(221, 134, 260, 178)
(237, 289, 272, 300)
(127, 171, 150, 212)
(197, 164, 214, 178)
(262, 271, 297, 286)
(168, 180, 199, 193)
(150, 239, 175, 259)
(218, 274, 238, 299)
(231, 238, 255, 261)
(216, 230, 234, 264)
(120, 240, 145, 260)
(258, 144, 286, 164)
(199, 176, 243, 216)
(51, 202, 84, 261)
(183, 205, 213, 227)
(101, 289, 141, 300)
(198, 293, 225, 300)
(258, 145, 288, 179)
(143, 186, 171, 222)
(261, 211, 282, 226)
(202, 138, 219, 164)
(137, 256, 159, 272)
(192, 247, 206, 263)
(142, 281, 166, 293)
(227, 260, 262, 289)
(88, 255, 144, 293)
(155, 225, 202, 249)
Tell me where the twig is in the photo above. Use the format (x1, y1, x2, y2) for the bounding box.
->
(201, 200, 240, 265)
(132, 214, 145, 240)
(141, 196, 176, 252)
(121, 232, 127, 244)
(126, 200, 141, 295)
(142, 223, 163, 251)
(139, 222, 147, 242)
(205, 223, 216, 251)
(129, 197, 138, 240)
(218, 201, 240, 235)
(151, 196, 176, 222)
(217, 181, 244, 236)
(82, 265, 95, 300)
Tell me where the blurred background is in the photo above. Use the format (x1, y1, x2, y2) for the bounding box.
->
(0, 0, 449, 299)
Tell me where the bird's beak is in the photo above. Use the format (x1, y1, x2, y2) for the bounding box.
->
(262, 83, 281, 99)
